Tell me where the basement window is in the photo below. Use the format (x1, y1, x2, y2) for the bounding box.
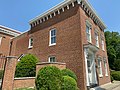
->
(49, 56, 56, 62)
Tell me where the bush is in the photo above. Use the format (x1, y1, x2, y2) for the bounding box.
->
(61, 76, 79, 90)
(110, 75, 114, 82)
(61, 69, 77, 81)
(15, 54, 38, 77)
(114, 59, 120, 71)
(35, 66, 62, 90)
(0, 70, 4, 79)
(111, 71, 120, 81)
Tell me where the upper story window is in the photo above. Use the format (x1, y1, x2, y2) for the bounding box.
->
(49, 29, 56, 46)
(28, 38, 33, 49)
(49, 56, 56, 62)
(0, 37, 2, 45)
(97, 57, 103, 77)
(86, 21, 92, 43)
(95, 31, 99, 47)
(101, 39, 105, 51)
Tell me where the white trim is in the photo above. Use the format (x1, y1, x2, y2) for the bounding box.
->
(49, 29, 56, 46)
(0, 37, 2, 46)
(84, 48, 90, 86)
(48, 56, 56, 62)
(29, 0, 106, 30)
(28, 38, 33, 49)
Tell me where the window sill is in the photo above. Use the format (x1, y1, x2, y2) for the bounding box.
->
(49, 43, 56, 46)
(28, 46, 33, 49)
(99, 75, 103, 78)
(105, 74, 108, 77)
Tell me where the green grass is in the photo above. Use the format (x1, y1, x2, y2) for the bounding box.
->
(16, 88, 35, 90)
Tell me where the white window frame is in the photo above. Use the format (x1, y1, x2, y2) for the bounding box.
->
(98, 58, 103, 77)
(18, 54, 25, 61)
(103, 58, 108, 76)
(86, 21, 92, 43)
(28, 37, 33, 49)
(48, 56, 56, 62)
(95, 31, 99, 47)
(0, 37, 2, 45)
(49, 29, 56, 46)
(101, 39, 105, 51)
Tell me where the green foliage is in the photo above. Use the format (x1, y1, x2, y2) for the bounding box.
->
(110, 75, 114, 82)
(61, 69, 77, 81)
(105, 31, 120, 70)
(113, 59, 120, 71)
(0, 70, 3, 79)
(35, 66, 62, 90)
(61, 76, 79, 90)
(15, 54, 38, 77)
(111, 71, 120, 81)
(35, 66, 79, 90)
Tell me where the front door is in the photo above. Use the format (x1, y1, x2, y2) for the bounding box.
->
(87, 53, 97, 87)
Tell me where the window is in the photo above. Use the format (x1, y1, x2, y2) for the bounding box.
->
(28, 38, 33, 48)
(18, 54, 25, 61)
(49, 56, 56, 62)
(86, 23, 92, 43)
(103, 58, 108, 76)
(98, 57, 103, 77)
(101, 39, 105, 51)
(49, 29, 56, 46)
(0, 37, 2, 45)
(95, 32, 99, 47)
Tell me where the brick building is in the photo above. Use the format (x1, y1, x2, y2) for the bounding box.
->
(0, 25, 21, 69)
(4, 0, 111, 90)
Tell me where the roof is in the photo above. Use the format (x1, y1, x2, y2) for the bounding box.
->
(0, 25, 21, 37)
(29, 0, 107, 30)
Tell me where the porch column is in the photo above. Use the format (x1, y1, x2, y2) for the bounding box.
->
(84, 48, 90, 86)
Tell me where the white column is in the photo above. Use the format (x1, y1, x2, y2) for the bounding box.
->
(84, 48, 90, 86)
(92, 53, 98, 84)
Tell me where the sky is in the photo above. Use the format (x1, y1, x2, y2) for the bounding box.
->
(0, 0, 120, 33)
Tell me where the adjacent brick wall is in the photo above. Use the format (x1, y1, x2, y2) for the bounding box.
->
(2, 56, 17, 90)
(13, 77, 35, 89)
(36, 62, 66, 75)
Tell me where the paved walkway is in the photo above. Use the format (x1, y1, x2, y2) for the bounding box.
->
(91, 81, 120, 90)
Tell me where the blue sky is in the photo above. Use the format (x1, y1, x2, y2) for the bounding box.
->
(0, 0, 120, 33)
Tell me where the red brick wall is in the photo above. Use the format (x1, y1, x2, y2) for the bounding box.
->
(79, 6, 111, 86)
(10, 3, 110, 90)
(13, 77, 35, 89)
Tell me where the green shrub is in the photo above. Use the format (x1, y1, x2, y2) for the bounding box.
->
(61, 69, 77, 81)
(15, 54, 38, 77)
(0, 70, 4, 79)
(61, 76, 79, 90)
(111, 71, 120, 81)
(35, 66, 62, 90)
(114, 59, 120, 71)
(110, 75, 114, 82)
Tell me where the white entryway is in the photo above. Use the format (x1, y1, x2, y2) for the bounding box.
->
(84, 44, 98, 88)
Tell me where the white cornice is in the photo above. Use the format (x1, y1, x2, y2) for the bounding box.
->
(29, 0, 106, 30)
(0, 26, 21, 37)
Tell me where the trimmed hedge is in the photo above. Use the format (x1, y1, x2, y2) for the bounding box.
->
(35, 66, 62, 90)
(111, 71, 120, 81)
(15, 54, 38, 77)
(35, 66, 79, 90)
(0, 70, 3, 79)
(61, 69, 77, 81)
(61, 76, 79, 90)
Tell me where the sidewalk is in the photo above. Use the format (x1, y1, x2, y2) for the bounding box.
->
(90, 81, 120, 90)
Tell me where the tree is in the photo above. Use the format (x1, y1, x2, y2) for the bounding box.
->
(15, 54, 38, 77)
(105, 31, 120, 70)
